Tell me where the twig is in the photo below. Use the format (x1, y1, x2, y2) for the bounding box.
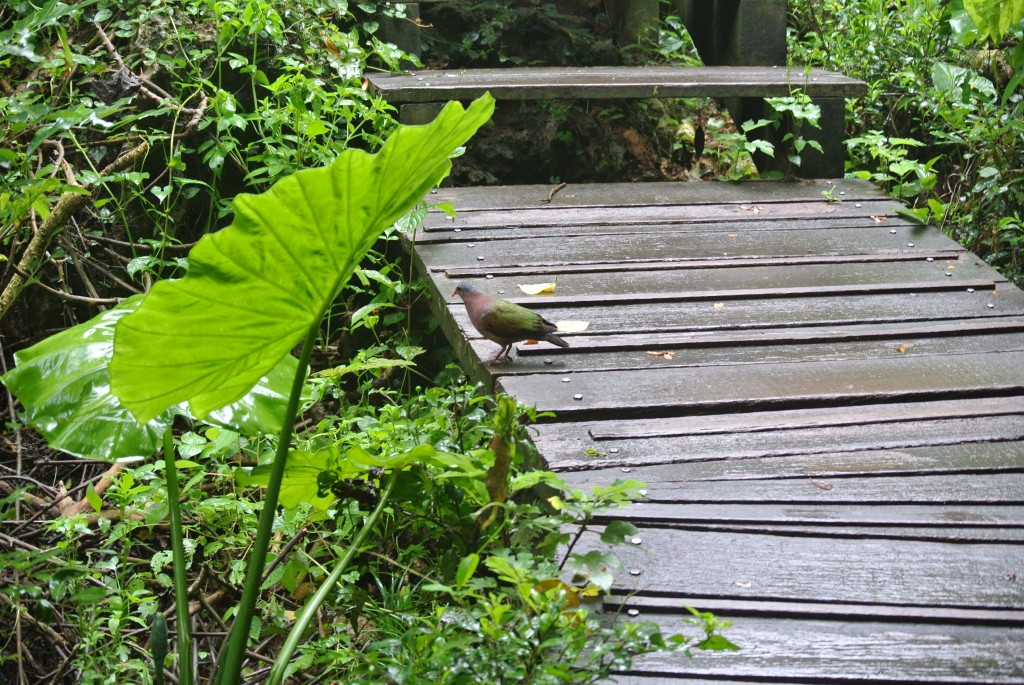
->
(88, 233, 198, 252)
(0, 590, 70, 648)
(0, 141, 149, 321)
(62, 463, 124, 517)
(60, 230, 107, 309)
(43, 645, 77, 685)
(3, 261, 122, 306)
(94, 21, 207, 137)
(259, 526, 308, 585)
(540, 181, 567, 204)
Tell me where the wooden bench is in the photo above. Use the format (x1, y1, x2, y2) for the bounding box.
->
(367, 65, 867, 177)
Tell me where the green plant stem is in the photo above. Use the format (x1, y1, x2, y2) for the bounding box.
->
(163, 425, 194, 685)
(265, 469, 401, 685)
(214, 332, 318, 685)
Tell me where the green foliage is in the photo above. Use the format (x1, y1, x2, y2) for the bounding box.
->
(0, 0, 417, 329)
(419, 0, 611, 67)
(789, 0, 1024, 284)
(964, 0, 1024, 43)
(108, 95, 494, 422)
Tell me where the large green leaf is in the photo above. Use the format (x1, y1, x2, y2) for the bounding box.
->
(236, 444, 438, 510)
(2, 297, 165, 459)
(110, 95, 495, 422)
(964, 0, 1024, 43)
(1, 297, 298, 459)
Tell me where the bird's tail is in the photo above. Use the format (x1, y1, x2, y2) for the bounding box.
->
(544, 333, 570, 348)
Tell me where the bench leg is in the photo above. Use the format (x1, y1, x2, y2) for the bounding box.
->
(726, 96, 846, 179)
(398, 102, 445, 125)
(377, 2, 421, 62)
(795, 98, 847, 179)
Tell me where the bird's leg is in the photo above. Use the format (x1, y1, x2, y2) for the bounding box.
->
(487, 344, 513, 364)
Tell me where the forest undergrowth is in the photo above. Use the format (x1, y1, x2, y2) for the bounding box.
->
(1, 0, 1021, 682)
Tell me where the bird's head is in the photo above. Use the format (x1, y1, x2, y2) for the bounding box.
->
(451, 282, 478, 299)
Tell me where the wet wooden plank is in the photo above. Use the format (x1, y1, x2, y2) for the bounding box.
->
(605, 595, 1024, 626)
(416, 226, 964, 266)
(587, 396, 1024, 441)
(609, 615, 1024, 683)
(456, 327, 1024, 382)
(427, 179, 886, 211)
(532, 413, 1024, 473)
(572, 528, 1023, 608)
(414, 216, 925, 244)
(581, 471, 1024, 504)
(437, 257, 1001, 301)
(420, 197, 906, 232)
(441, 287, 1022, 337)
(609, 503, 1024, 526)
(368, 65, 868, 103)
(614, 522, 1024, 543)
(551, 441, 1024, 482)
(497, 350, 1024, 421)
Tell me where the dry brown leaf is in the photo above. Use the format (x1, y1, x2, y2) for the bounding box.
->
(646, 350, 676, 360)
(870, 215, 887, 222)
(810, 479, 834, 491)
(739, 204, 763, 214)
(895, 343, 914, 353)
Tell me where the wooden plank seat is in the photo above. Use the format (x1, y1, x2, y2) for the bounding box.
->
(367, 65, 867, 177)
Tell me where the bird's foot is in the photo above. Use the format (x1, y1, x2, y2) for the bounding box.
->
(486, 346, 514, 364)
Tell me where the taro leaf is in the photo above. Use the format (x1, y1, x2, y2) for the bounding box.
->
(236, 448, 335, 510)
(1, 296, 298, 461)
(110, 95, 495, 423)
(236, 444, 437, 510)
(1, 296, 165, 459)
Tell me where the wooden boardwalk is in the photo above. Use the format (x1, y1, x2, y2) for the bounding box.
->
(411, 178, 1024, 682)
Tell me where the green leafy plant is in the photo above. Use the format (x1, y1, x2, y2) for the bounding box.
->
(3, 94, 495, 683)
(789, 0, 1024, 284)
(963, 0, 1024, 44)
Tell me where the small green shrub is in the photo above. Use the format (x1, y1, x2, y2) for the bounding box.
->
(789, 0, 1024, 284)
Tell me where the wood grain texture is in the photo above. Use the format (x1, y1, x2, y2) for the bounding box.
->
(609, 615, 1024, 683)
(408, 180, 1024, 681)
(367, 66, 868, 103)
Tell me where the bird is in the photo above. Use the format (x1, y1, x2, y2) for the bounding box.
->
(451, 282, 569, 363)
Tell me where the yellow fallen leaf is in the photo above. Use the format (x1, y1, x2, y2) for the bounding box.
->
(555, 320, 589, 333)
(713, 302, 725, 309)
(519, 281, 557, 295)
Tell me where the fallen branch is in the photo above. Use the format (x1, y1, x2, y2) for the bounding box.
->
(62, 462, 125, 517)
(0, 141, 149, 322)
